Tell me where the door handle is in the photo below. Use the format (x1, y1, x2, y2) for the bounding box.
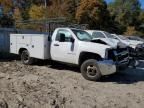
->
(54, 44, 59, 46)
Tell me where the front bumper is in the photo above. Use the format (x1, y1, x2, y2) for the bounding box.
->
(97, 60, 129, 76)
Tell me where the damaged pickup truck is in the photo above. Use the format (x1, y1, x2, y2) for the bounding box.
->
(10, 28, 129, 81)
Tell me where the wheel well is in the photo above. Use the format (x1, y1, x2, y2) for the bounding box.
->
(19, 48, 27, 55)
(79, 52, 102, 66)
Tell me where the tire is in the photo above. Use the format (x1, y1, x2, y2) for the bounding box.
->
(80, 59, 101, 81)
(21, 50, 34, 65)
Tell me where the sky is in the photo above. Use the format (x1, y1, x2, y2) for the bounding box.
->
(105, 0, 144, 9)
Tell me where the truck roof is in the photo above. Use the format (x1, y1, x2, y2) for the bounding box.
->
(85, 30, 105, 33)
(85, 30, 105, 35)
(56, 27, 83, 30)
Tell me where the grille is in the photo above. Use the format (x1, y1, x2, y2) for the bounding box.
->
(107, 48, 129, 63)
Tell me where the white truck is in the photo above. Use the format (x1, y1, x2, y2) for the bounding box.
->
(10, 28, 129, 81)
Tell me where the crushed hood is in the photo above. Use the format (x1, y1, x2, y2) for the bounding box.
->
(91, 38, 126, 48)
(129, 40, 143, 45)
(121, 40, 144, 48)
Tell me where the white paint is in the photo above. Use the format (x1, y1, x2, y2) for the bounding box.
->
(10, 34, 50, 59)
(10, 28, 127, 76)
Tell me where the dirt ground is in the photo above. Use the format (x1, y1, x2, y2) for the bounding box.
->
(0, 55, 144, 108)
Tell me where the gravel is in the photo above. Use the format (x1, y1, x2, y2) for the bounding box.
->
(0, 56, 144, 108)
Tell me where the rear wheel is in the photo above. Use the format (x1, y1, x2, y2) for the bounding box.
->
(21, 50, 34, 65)
(81, 59, 101, 81)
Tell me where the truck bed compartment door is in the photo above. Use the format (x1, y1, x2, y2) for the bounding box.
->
(10, 34, 17, 54)
(17, 35, 31, 45)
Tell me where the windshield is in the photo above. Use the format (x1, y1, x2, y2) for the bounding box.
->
(72, 29, 92, 41)
(92, 32, 105, 38)
(104, 32, 115, 39)
(118, 35, 128, 40)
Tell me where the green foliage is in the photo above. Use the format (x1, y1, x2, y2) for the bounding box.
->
(139, 11, 144, 23)
(138, 11, 144, 34)
(108, 0, 141, 26)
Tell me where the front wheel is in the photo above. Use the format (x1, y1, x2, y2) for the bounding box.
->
(81, 59, 101, 81)
(21, 50, 34, 65)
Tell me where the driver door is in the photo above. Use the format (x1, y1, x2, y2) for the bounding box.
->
(51, 29, 77, 64)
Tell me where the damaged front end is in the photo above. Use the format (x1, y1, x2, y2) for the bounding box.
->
(128, 43, 144, 59)
(97, 60, 116, 75)
(106, 48, 129, 69)
(96, 48, 129, 76)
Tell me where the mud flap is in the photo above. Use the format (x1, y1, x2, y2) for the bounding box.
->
(97, 60, 116, 75)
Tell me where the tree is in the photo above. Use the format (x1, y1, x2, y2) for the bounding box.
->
(0, 0, 13, 14)
(31, 0, 50, 5)
(108, 0, 141, 27)
(0, 14, 14, 27)
(138, 11, 144, 35)
(76, 0, 111, 29)
(28, 4, 46, 31)
(29, 4, 45, 20)
(139, 11, 144, 23)
(0, 0, 14, 27)
(13, 8, 22, 21)
(13, 7, 23, 28)
(124, 26, 137, 35)
(62, 0, 77, 22)
(46, 0, 65, 18)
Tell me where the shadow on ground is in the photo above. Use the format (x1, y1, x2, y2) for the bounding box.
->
(101, 61, 144, 84)
(0, 53, 20, 62)
(39, 60, 144, 84)
(1, 54, 144, 84)
(36, 60, 80, 73)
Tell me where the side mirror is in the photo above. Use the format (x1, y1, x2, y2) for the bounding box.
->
(59, 33, 65, 42)
(70, 37, 75, 43)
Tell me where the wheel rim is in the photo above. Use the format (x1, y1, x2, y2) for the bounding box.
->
(86, 65, 97, 77)
(22, 52, 29, 63)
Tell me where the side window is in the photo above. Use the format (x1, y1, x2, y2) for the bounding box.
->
(92, 32, 105, 38)
(56, 30, 72, 42)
